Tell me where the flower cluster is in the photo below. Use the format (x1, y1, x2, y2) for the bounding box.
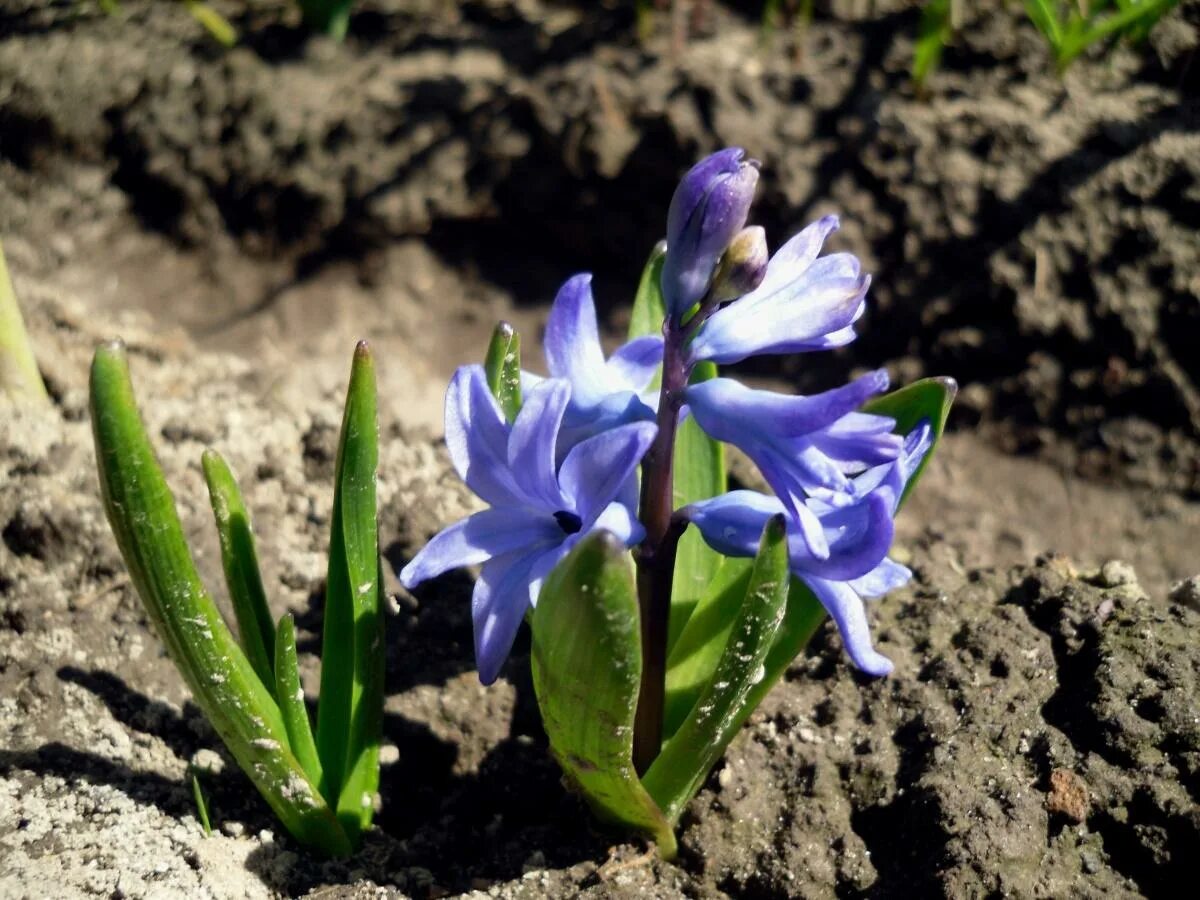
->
(403, 147, 931, 682)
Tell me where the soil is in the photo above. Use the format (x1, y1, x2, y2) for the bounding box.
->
(1, 1, 1198, 898)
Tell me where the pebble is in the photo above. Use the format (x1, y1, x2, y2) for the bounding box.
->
(1098, 561, 1137, 588)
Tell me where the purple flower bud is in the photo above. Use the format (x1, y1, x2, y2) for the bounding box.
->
(662, 148, 760, 319)
(710, 226, 769, 303)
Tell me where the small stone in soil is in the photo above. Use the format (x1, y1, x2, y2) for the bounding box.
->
(1046, 768, 1089, 823)
(1168, 576, 1200, 612)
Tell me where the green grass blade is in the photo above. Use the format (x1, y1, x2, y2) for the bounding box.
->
(643, 515, 790, 824)
(531, 532, 677, 858)
(191, 772, 212, 836)
(627, 241, 668, 352)
(275, 614, 324, 787)
(862, 376, 957, 510)
(912, 0, 953, 90)
(184, 1, 238, 47)
(298, 0, 355, 40)
(89, 342, 350, 856)
(1024, 0, 1065, 48)
(0, 241, 49, 405)
(484, 321, 522, 423)
(667, 361, 727, 656)
(316, 342, 383, 842)
(201, 450, 275, 692)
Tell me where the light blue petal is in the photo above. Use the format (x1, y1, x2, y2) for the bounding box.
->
(558, 421, 657, 523)
(444, 366, 522, 507)
(507, 378, 571, 511)
(752, 214, 838, 297)
(789, 492, 895, 582)
(589, 501, 645, 546)
(684, 490, 784, 558)
(544, 274, 610, 405)
(399, 508, 559, 589)
(848, 558, 911, 599)
(804, 576, 894, 676)
(473, 547, 556, 685)
(605, 335, 665, 392)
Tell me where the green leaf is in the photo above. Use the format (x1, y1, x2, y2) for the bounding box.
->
(316, 342, 384, 842)
(662, 556, 753, 737)
(297, 0, 356, 40)
(912, 0, 953, 90)
(643, 516, 790, 824)
(0, 240, 49, 405)
(667, 361, 727, 656)
(530, 532, 677, 858)
(201, 450, 275, 693)
(275, 614, 323, 787)
(191, 772, 212, 836)
(627, 241, 667, 350)
(484, 321, 522, 423)
(184, 1, 238, 47)
(89, 342, 350, 857)
(862, 376, 957, 509)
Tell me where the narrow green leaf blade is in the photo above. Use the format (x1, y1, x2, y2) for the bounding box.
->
(184, 0, 238, 47)
(89, 343, 350, 856)
(667, 360, 727, 656)
(627, 241, 667, 347)
(531, 532, 677, 858)
(201, 450, 275, 692)
(191, 772, 212, 836)
(643, 516, 790, 824)
(275, 614, 324, 787)
(0, 240, 49, 405)
(316, 342, 383, 841)
(862, 376, 957, 509)
(483, 321, 522, 423)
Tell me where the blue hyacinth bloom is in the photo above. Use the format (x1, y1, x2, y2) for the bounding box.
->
(400, 365, 656, 684)
(685, 422, 933, 676)
(524, 273, 663, 453)
(662, 148, 760, 318)
(685, 370, 902, 557)
(687, 215, 869, 366)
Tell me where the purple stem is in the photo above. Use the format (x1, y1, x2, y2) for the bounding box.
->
(632, 316, 692, 775)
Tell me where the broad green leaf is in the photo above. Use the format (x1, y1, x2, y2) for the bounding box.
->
(667, 361, 726, 655)
(0, 240, 49, 405)
(201, 450, 275, 692)
(627, 241, 667, 349)
(662, 556, 753, 738)
(862, 376, 957, 509)
(275, 614, 323, 787)
(530, 532, 676, 858)
(643, 516, 789, 824)
(484, 321, 522, 423)
(89, 343, 350, 856)
(316, 341, 383, 842)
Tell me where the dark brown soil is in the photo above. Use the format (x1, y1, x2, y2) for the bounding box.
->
(1, 1, 1198, 897)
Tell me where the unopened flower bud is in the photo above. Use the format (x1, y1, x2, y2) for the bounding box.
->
(662, 148, 760, 319)
(710, 226, 768, 303)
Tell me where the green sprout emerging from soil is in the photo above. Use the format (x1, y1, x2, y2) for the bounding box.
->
(0, 241, 49, 406)
(89, 341, 384, 856)
(96, 1, 359, 45)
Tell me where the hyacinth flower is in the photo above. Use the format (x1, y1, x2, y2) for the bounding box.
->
(404, 147, 955, 858)
(400, 365, 656, 684)
(523, 274, 664, 452)
(90, 342, 384, 856)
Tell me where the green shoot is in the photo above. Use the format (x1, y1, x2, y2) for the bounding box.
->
(0, 241, 49, 406)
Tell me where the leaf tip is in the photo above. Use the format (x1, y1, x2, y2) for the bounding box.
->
(936, 376, 959, 400)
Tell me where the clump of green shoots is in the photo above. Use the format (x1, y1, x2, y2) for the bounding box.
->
(0, 241, 49, 406)
(89, 341, 384, 856)
(915, 0, 1183, 89)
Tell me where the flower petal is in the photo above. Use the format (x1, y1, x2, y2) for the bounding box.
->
(684, 490, 784, 558)
(804, 576, 894, 676)
(472, 548, 544, 685)
(399, 508, 560, 589)
(544, 274, 609, 405)
(790, 492, 895, 582)
(507, 378, 571, 511)
(559, 421, 657, 523)
(849, 558, 912, 599)
(753, 214, 839, 297)
(589, 501, 645, 546)
(444, 365, 522, 507)
(606, 335, 665, 392)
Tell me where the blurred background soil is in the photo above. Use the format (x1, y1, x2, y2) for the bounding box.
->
(0, 1, 1197, 897)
